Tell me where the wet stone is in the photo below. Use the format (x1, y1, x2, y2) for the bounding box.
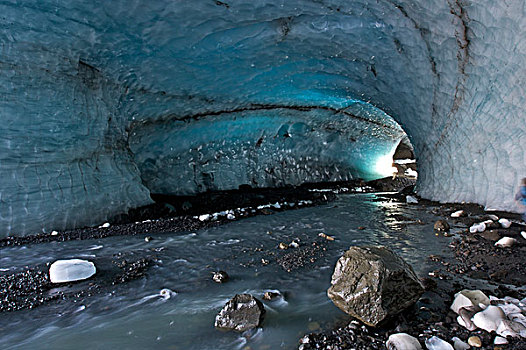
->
(214, 294, 265, 332)
(212, 271, 229, 283)
(263, 291, 280, 301)
(327, 246, 424, 326)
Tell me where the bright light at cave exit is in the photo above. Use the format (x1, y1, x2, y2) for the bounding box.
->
(375, 152, 397, 177)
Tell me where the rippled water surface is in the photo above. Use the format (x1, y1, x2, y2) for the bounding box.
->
(0, 194, 456, 350)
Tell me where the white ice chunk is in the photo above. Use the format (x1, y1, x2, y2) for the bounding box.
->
(198, 214, 210, 221)
(406, 195, 418, 204)
(451, 337, 469, 350)
(386, 333, 422, 350)
(425, 336, 453, 350)
(472, 305, 506, 332)
(450, 290, 490, 314)
(494, 336, 508, 345)
(498, 218, 512, 228)
(495, 237, 517, 247)
(49, 259, 96, 283)
(450, 210, 465, 218)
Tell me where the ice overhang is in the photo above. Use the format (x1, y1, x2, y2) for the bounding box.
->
(0, 0, 525, 235)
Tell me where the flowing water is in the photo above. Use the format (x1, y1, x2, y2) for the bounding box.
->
(0, 193, 456, 350)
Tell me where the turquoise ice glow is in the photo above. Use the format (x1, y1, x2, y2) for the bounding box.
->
(1, 0, 525, 235)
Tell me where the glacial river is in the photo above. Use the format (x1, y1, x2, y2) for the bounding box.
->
(0, 193, 456, 350)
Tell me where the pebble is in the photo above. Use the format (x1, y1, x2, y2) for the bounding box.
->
(279, 242, 289, 250)
(434, 220, 450, 232)
(451, 210, 465, 218)
(318, 233, 335, 241)
(425, 336, 453, 350)
(226, 213, 235, 220)
(386, 333, 422, 349)
(159, 288, 177, 300)
(290, 241, 299, 248)
(469, 222, 486, 233)
(263, 291, 280, 301)
(213, 271, 229, 283)
(521, 231, 526, 240)
(451, 337, 470, 350)
(467, 336, 482, 347)
(494, 236, 517, 247)
(49, 259, 96, 283)
(198, 214, 210, 221)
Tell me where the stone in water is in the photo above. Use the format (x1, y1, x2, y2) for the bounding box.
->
(214, 294, 265, 332)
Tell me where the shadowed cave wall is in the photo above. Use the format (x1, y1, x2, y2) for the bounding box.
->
(0, 0, 525, 235)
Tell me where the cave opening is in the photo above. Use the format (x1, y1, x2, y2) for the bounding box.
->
(120, 99, 418, 221)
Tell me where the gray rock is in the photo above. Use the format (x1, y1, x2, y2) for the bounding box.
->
(212, 270, 229, 283)
(214, 294, 265, 332)
(327, 246, 424, 326)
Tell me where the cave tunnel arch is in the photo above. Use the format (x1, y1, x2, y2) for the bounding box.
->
(0, 0, 524, 235)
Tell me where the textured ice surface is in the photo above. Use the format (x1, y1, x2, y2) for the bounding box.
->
(129, 105, 403, 195)
(0, 0, 525, 235)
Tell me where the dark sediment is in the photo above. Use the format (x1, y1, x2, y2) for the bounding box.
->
(1, 184, 342, 247)
(1, 177, 415, 247)
(276, 240, 328, 272)
(0, 253, 154, 312)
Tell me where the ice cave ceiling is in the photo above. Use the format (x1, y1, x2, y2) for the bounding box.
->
(0, 0, 525, 235)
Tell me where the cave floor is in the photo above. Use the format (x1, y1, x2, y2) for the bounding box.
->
(1, 184, 525, 349)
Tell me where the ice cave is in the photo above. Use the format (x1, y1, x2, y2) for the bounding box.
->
(1, 0, 525, 236)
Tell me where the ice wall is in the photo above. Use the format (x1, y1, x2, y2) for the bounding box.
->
(0, 0, 524, 236)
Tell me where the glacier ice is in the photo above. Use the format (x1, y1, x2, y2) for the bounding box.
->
(0, 0, 525, 236)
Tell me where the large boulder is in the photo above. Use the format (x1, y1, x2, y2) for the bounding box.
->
(327, 246, 424, 326)
(214, 294, 265, 332)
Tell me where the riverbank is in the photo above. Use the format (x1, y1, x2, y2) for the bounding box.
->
(301, 191, 526, 349)
(1, 178, 525, 349)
